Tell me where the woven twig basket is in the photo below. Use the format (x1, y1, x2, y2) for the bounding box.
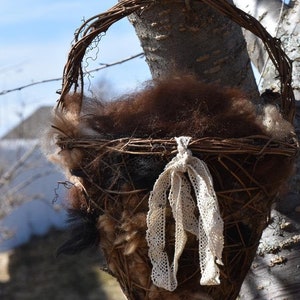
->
(50, 1, 298, 299)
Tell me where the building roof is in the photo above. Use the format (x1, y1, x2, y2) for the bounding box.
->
(2, 106, 53, 139)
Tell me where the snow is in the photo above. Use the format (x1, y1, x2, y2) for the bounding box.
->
(0, 139, 68, 252)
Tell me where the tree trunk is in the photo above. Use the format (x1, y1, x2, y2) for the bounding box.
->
(232, 1, 300, 298)
(234, 0, 300, 99)
(239, 207, 300, 299)
(128, 0, 260, 101)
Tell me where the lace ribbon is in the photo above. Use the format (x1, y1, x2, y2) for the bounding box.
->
(146, 136, 224, 291)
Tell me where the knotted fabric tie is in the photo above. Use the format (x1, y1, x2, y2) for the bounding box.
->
(146, 136, 224, 291)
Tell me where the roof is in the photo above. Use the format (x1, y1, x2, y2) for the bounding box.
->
(2, 106, 53, 139)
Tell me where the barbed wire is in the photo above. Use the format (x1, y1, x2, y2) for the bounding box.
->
(0, 52, 144, 96)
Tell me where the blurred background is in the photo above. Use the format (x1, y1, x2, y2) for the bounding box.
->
(0, 1, 150, 299)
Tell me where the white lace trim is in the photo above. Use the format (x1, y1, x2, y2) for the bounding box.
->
(146, 136, 224, 291)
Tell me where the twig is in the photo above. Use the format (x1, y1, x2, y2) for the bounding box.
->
(0, 52, 144, 96)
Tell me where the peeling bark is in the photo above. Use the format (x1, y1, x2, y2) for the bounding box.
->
(239, 206, 300, 299)
(232, 1, 300, 298)
(234, 0, 300, 100)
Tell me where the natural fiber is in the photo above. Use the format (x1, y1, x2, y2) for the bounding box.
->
(46, 1, 299, 299)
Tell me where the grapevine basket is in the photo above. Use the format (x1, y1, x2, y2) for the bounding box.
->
(47, 0, 299, 299)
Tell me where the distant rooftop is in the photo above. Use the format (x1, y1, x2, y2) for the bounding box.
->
(2, 106, 52, 139)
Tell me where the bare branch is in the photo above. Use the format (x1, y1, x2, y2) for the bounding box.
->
(0, 52, 144, 96)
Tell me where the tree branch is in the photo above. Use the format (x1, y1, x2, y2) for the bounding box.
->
(0, 53, 144, 96)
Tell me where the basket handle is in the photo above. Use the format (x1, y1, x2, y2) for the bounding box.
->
(201, 0, 295, 122)
(58, 0, 295, 123)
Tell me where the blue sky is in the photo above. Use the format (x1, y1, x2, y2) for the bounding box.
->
(0, 0, 290, 138)
(0, 0, 151, 137)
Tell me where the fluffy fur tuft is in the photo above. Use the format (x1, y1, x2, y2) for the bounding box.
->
(83, 76, 265, 139)
(56, 209, 100, 256)
(48, 75, 294, 144)
(261, 104, 294, 140)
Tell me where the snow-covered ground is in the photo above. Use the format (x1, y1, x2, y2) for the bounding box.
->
(0, 139, 68, 252)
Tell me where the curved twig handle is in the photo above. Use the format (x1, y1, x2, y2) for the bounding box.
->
(58, 0, 295, 122)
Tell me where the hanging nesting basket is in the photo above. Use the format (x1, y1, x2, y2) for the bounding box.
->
(46, 1, 298, 299)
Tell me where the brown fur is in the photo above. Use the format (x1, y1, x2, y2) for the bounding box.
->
(47, 74, 294, 143)
(83, 75, 265, 139)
